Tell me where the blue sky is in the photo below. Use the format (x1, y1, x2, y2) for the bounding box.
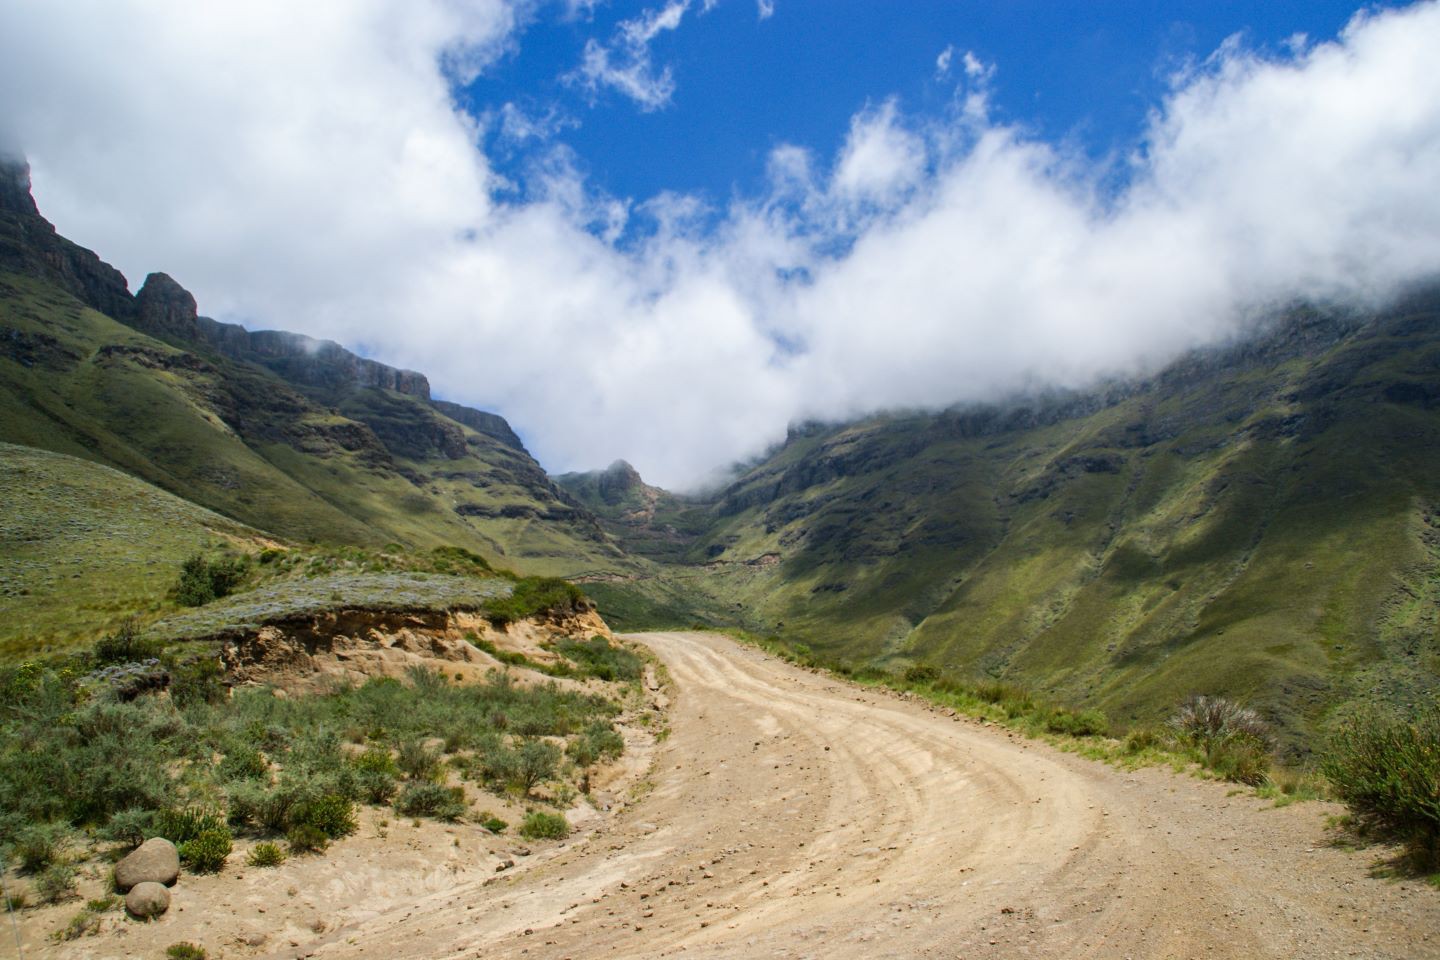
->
(468, 1, 1390, 228)
(4, 1, 1439, 486)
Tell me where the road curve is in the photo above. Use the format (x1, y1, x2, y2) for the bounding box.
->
(311, 631, 1439, 960)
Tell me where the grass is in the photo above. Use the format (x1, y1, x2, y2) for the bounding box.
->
(0, 655, 627, 873)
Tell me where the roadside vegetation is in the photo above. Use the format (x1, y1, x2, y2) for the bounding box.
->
(727, 630, 1326, 796)
(0, 542, 641, 923)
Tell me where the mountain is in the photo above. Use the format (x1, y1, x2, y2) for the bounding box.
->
(0, 156, 623, 576)
(585, 295, 1440, 750)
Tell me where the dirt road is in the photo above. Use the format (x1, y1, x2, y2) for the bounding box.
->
(310, 631, 1438, 960)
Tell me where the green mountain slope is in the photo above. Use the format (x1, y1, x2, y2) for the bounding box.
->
(0, 441, 271, 654)
(579, 298, 1440, 748)
(0, 157, 624, 578)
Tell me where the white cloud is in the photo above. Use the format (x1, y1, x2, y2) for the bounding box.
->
(757, 0, 775, 21)
(572, 0, 690, 111)
(831, 100, 926, 209)
(935, 45, 954, 78)
(3, 1, 1440, 490)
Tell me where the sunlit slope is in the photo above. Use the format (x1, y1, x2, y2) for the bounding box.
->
(662, 299, 1440, 744)
(0, 271, 622, 574)
(0, 441, 270, 654)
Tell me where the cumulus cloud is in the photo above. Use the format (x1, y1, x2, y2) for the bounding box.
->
(757, 0, 775, 21)
(571, 0, 690, 111)
(3, 1, 1440, 489)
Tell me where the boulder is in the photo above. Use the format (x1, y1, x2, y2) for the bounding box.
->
(125, 881, 171, 919)
(114, 837, 180, 890)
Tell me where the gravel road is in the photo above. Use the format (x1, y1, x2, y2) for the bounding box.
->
(309, 630, 1439, 960)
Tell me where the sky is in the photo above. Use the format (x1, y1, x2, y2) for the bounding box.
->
(2, 0, 1439, 489)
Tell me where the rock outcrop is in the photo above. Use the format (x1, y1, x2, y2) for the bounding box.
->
(431, 399, 527, 452)
(0, 156, 135, 322)
(135, 272, 200, 342)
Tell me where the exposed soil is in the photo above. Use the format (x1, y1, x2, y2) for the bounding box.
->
(23, 630, 1440, 959)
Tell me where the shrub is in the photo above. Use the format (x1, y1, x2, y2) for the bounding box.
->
(516, 740, 561, 795)
(169, 657, 227, 709)
(286, 825, 329, 855)
(396, 740, 442, 782)
(13, 822, 71, 873)
(902, 664, 939, 685)
(357, 770, 399, 804)
(289, 795, 357, 841)
(218, 745, 270, 783)
(34, 863, 78, 904)
(1171, 695, 1270, 745)
(156, 808, 225, 846)
(1044, 708, 1109, 738)
(556, 636, 642, 682)
(1170, 695, 1272, 784)
(567, 724, 624, 769)
(1123, 727, 1165, 754)
(172, 553, 248, 607)
(1322, 701, 1440, 869)
(165, 943, 208, 960)
(483, 578, 586, 627)
(179, 828, 232, 873)
(58, 906, 103, 940)
(92, 620, 162, 666)
(393, 783, 467, 821)
(99, 808, 155, 849)
(478, 812, 507, 834)
(246, 842, 285, 868)
(518, 811, 568, 840)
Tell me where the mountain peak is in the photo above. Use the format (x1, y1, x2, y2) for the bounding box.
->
(135, 271, 200, 342)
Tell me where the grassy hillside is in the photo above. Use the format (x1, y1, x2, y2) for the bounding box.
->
(0, 442, 272, 655)
(604, 298, 1440, 750)
(0, 270, 625, 576)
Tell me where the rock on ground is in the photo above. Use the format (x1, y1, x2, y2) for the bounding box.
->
(125, 881, 171, 919)
(114, 837, 180, 890)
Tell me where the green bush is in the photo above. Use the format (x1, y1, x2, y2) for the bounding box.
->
(156, 808, 225, 845)
(1123, 727, 1165, 754)
(1322, 701, 1440, 869)
(1171, 695, 1272, 784)
(217, 746, 269, 783)
(289, 794, 357, 840)
(357, 769, 399, 805)
(518, 811, 568, 840)
(478, 812, 507, 834)
(12, 822, 71, 873)
(246, 842, 285, 867)
(172, 553, 249, 607)
(98, 808, 154, 849)
(169, 657, 227, 709)
(396, 739, 442, 782)
(165, 943, 208, 960)
(286, 825, 329, 855)
(902, 664, 939, 684)
(556, 636, 642, 682)
(1044, 708, 1109, 738)
(393, 783, 467, 821)
(483, 578, 586, 627)
(179, 828, 232, 873)
(92, 620, 163, 666)
(34, 862, 78, 904)
(516, 740, 561, 795)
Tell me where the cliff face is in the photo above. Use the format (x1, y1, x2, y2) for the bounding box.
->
(0, 153, 623, 575)
(0, 157, 135, 323)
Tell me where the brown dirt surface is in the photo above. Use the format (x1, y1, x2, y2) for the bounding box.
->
(26, 631, 1440, 958)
